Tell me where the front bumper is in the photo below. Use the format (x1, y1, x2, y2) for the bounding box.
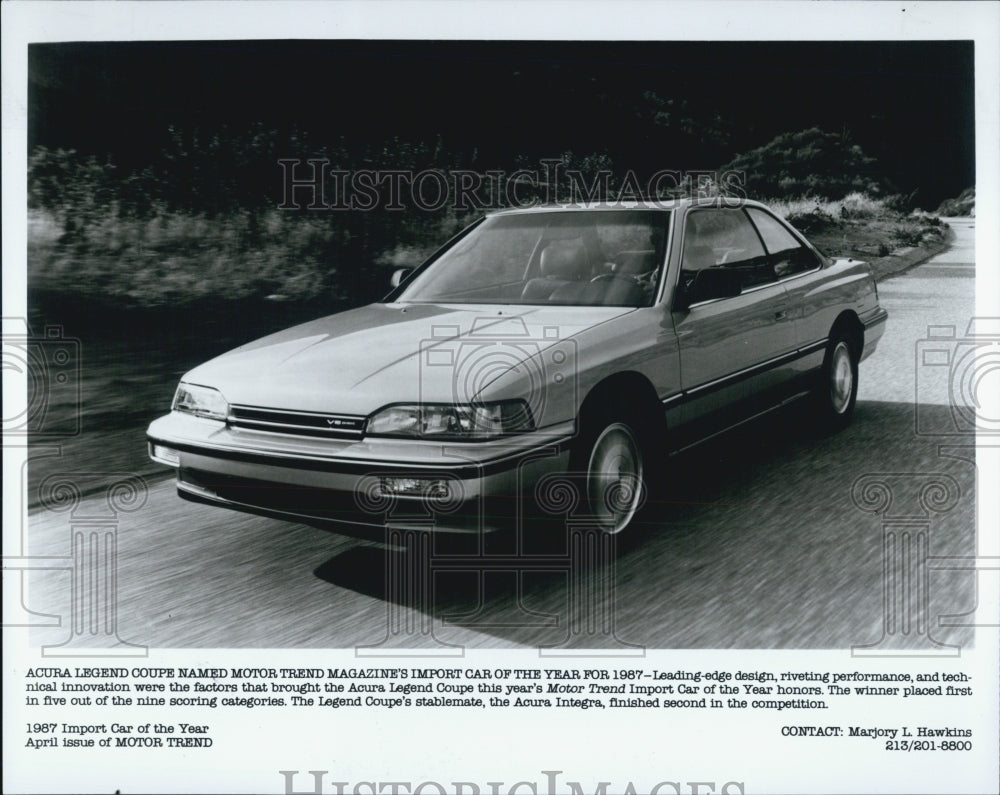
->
(147, 412, 572, 533)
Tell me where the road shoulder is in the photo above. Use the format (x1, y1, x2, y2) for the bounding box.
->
(869, 221, 957, 283)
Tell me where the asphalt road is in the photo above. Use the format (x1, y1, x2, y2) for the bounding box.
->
(23, 220, 978, 652)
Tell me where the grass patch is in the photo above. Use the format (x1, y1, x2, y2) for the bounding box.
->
(28, 207, 468, 309)
(769, 194, 946, 260)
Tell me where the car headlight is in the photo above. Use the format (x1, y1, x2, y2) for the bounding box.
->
(172, 382, 229, 421)
(366, 400, 534, 440)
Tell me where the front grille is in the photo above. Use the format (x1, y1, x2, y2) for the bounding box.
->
(228, 404, 366, 439)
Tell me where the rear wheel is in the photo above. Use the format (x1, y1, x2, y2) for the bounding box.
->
(815, 332, 858, 430)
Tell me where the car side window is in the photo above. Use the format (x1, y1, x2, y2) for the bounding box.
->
(746, 207, 821, 277)
(682, 209, 771, 292)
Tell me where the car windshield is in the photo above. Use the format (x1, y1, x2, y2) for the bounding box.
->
(396, 209, 670, 306)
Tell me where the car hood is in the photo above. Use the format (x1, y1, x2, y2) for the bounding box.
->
(182, 302, 633, 415)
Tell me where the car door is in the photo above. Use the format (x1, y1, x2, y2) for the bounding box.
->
(667, 206, 798, 440)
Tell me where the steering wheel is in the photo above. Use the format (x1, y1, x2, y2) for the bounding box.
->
(590, 273, 640, 285)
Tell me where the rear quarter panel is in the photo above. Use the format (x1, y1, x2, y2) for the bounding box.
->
(783, 257, 879, 369)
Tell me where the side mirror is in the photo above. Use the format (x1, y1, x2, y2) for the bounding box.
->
(674, 268, 741, 310)
(389, 268, 412, 288)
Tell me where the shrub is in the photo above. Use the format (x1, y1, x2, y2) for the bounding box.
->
(720, 128, 885, 200)
(27, 140, 615, 307)
(935, 186, 975, 216)
(785, 207, 839, 235)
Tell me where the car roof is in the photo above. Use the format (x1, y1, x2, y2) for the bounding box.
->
(486, 197, 767, 217)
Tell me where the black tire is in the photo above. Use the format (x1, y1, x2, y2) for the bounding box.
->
(569, 412, 649, 535)
(815, 331, 859, 430)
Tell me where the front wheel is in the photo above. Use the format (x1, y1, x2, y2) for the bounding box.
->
(815, 332, 859, 430)
(576, 419, 646, 534)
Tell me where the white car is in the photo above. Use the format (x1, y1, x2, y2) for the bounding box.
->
(148, 199, 887, 535)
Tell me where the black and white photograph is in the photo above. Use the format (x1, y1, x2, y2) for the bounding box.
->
(3, 2, 998, 794)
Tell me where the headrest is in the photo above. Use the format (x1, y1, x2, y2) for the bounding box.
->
(540, 239, 588, 280)
(615, 250, 659, 275)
